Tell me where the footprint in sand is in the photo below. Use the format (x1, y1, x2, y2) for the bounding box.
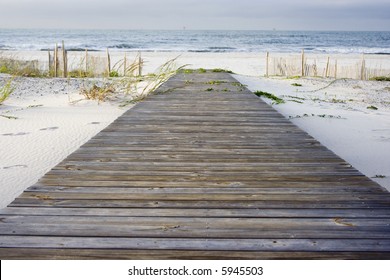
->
(3, 165, 28, 170)
(89, 122, 101, 125)
(1, 132, 30, 136)
(39, 126, 59, 131)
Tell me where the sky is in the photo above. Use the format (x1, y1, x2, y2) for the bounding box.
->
(0, 0, 389, 31)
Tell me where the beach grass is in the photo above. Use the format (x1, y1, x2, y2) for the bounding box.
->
(206, 80, 227, 85)
(254, 90, 285, 104)
(0, 78, 14, 104)
(80, 83, 115, 103)
(371, 76, 390, 82)
(212, 68, 234, 74)
(0, 55, 47, 77)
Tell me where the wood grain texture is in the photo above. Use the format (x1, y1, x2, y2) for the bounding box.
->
(0, 70, 389, 259)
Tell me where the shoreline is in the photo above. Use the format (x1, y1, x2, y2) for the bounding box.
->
(1, 52, 390, 208)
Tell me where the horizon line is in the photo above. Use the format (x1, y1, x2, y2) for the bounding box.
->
(1, 28, 389, 32)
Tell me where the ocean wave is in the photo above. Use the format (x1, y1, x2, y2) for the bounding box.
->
(208, 46, 237, 50)
(40, 47, 100, 52)
(108, 43, 139, 49)
(0, 44, 11, 50)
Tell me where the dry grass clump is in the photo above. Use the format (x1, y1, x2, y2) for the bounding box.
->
(80, 83, 115, 103)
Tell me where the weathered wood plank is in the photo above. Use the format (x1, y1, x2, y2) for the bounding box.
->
(0, 248, 390, 260)
(1, 236, 390, 252)
(10, 198, 390, 209)
(25, 186, 385, 195)
(17, 191, 390, 202)
(1, 248, 389, 260)
(2, 207, 390, 218)
(0, 216, 389, 240)
(31, 179, 380, 188)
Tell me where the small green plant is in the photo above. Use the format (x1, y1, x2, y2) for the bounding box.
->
(0, 65, 9, 73)
(367, 105, 378, 110)
(206, 88, 214, 91)
(0, 79, 14, 105)
(198, 68, 207, 73)
(371, 76, 390, 81)
(109, 71, 119, 77)
(183, 69, 195, 74)
(253, 91, 285, 104)
(212, 68, 234, 74)
(231, 82, 245, 87)
(206, 80, 227, 85)
(291, 83, 302, 87)
(287, 76, 301, 79)
(67, 70, 89, 78)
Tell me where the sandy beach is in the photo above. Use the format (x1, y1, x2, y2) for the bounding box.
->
(1, 51, 390, 208)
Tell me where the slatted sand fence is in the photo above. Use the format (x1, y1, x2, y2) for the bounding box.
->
(1, 70, 390, 259)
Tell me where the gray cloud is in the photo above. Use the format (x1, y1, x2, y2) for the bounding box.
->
(0, 0, 389, 30)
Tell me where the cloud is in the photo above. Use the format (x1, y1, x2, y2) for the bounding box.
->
(0, 0, 389, 30)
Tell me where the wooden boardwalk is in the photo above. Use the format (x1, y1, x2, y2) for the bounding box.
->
(1, 71, 390, 259)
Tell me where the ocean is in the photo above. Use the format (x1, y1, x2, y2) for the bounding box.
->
(0, 29, 389, 54)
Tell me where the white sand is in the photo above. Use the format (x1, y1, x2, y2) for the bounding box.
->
(1, 51, 390, 208)
(0, 76, 126, 207)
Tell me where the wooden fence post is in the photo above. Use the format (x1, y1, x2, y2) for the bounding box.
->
(85, 49, 88, 74)
(138, 53, 142, 77)
(325, 56, 330, 78)
(301, 49, 305, 77)
(334, 59, 338, 79)
(106, 48, 111, 77)
(48, 51, 51, 75)
(266, 52, 269, 77)
(54, 43, 58, 77)
(62, 41, 67, 78)
(361, 54, 366, 80)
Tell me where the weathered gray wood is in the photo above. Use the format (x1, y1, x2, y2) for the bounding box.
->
(2, 207, 390, 218)
(0, 217, 389, 239)
(1, 70, 390, 259)
(1, 236, 390, 252)
(10, 198, 390, 209)
(1, 248, 389, 260)
(25, 186, 385, 195)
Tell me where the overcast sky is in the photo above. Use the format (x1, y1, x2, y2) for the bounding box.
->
(0, 0, 389, 30)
